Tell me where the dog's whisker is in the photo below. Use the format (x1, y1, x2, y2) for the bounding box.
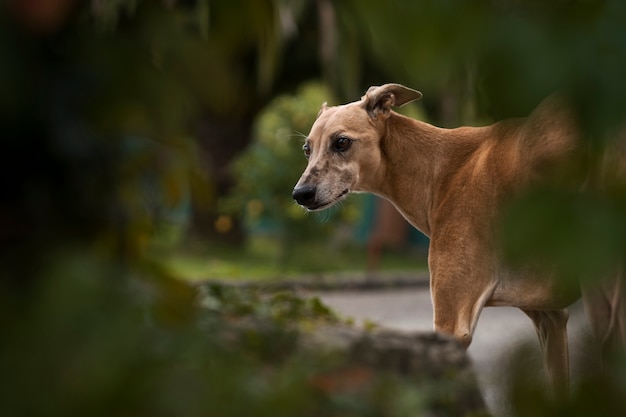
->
(286, 131, 308, 141)
(291, 200, 310, 215)
(314, 208, 331, 223)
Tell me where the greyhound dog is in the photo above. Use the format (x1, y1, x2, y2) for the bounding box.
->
(292, 83, 625, 394)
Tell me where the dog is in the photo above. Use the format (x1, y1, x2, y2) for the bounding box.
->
(292, 83, 626, 395)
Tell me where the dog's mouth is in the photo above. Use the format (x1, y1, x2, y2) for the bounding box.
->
(305, 188, 350, 211)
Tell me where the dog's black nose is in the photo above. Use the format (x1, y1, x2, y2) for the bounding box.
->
(292, 185, 317, 206)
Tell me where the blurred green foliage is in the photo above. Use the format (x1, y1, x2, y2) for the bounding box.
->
(163, 238, 427, 281)
(2, 0, 626, 415)
(221, 82, 365, 258)
(506, 343, 626, 417)
(2, 264, 474, 417)
(502, 187, 626, 286)
(198, 284, 341, 326)
(343, 0, 626, 128)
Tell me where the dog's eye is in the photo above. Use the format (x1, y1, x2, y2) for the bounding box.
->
(333, 136, 352, 152)
(302, 143, 311, 159)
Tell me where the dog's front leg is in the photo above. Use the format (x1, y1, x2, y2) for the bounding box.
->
(428, 248, 497, 349)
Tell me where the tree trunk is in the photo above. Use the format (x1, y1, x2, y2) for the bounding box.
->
(188, 114, 255, 245)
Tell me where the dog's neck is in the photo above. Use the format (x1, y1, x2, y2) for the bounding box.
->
(373, 112, 486, 237)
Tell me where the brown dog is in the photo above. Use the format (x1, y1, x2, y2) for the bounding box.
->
(292, 83, 625, 394)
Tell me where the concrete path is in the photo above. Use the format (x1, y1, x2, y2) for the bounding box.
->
(310, 287, 598, 417)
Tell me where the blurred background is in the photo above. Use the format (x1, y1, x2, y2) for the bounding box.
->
(4, 0, 625, 281)
(1, 1, 626, 416)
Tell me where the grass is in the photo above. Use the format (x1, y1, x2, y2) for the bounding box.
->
(154, 235, 428, 283)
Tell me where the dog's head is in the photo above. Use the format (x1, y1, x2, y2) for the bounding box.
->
(292, 83, 422, 211)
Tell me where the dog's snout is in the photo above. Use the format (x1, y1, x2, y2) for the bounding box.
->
(292, 184, 317, 206)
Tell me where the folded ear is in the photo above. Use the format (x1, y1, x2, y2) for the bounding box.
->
(362, 84, 423, 120)
(317, 102, 328, 118)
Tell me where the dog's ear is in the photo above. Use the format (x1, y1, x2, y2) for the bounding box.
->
(363, 84, 423, 120)
(317, 102, 328, 118)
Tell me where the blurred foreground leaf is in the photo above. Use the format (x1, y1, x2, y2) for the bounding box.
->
(501, 188, 626, 285)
